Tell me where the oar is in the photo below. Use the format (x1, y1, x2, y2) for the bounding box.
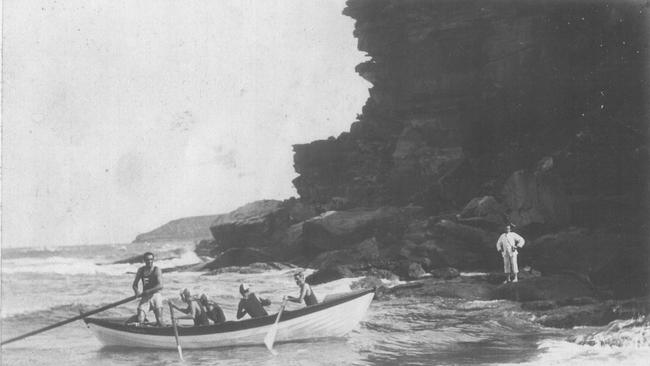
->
(264, 298, 288, 355)
(168, 302, 184, 361)
(1, 291, 148, 346)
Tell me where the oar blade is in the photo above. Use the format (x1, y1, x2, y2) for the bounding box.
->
(264, 326, 278, 352)
(264, 298, 288, 355)
(177, 345, 184, 361)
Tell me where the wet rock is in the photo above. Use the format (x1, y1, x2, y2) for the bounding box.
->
(430, 267, 460, 279)
(493, 274, 598, 302)
(203, 248, 277, 270)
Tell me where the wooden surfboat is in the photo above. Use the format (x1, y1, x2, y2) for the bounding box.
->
(83, 288, 375, 349)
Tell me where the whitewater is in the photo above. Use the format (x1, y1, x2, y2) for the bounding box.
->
(1, 241, 649, 365)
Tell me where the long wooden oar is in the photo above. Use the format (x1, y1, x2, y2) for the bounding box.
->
(1, 291, 148, 346)
(264, 298, 288, 355)
(168, 302, 184, 361)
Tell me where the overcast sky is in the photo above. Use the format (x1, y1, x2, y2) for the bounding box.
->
(2, 0, 370, 247)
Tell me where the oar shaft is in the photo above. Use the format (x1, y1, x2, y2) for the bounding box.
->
(168, 303, 183, 361)
(1, 292, 143, 346)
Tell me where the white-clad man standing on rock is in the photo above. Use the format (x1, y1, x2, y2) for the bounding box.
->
(496, 224, 526, 283)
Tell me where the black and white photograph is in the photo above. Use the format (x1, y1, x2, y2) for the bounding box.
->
(2, 0, 649, 365)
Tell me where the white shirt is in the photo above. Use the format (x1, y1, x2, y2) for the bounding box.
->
(496, 232, 525, 256)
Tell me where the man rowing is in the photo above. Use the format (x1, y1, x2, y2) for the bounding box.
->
(199, 293, 226, 324)
(286, 272, 318, 306)
(170, 288, 209, 326)
(236, 283, 271, 319)
(132, 251, 164, 326)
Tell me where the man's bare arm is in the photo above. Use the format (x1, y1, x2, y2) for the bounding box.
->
(132, 268, 142, 295)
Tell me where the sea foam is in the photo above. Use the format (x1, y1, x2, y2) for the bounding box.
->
(1, 250, 202, 276)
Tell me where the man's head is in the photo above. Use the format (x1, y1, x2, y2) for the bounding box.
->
(505, 225, 512, 233)
(199, 293, 209, 305)
(143, 252, 155, 268)
(293, 272, 305, 285)
(239, 283, 250, 297)
(180, 288, 191, 302)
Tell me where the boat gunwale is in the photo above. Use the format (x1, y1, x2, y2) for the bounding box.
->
(84, 287, 375, 337)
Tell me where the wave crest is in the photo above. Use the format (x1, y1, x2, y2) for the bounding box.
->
(570, 316, 650, 348)
(1, 251, 202, 276)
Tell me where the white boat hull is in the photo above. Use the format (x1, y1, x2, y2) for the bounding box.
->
(84, 289, 374, 349)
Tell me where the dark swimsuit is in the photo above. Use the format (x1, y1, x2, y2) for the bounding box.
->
(205, 302, 226, 324)
(140, 266, 159, 292)
(237, 294, 269, 318)
(303, 284, 318, 306)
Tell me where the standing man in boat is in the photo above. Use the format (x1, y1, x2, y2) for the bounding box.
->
(496, 224, 526, 283)
(132, 252, 165, 326)
(236, 283, 271, 319)
(286, 272, 318, 306)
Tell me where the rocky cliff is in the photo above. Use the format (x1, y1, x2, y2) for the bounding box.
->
(161, 0, 648, 304)
(133, 215, 219, 243)
(293, 0, 648, 219)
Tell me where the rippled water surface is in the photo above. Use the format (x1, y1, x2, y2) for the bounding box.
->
(2, 242, 649, 365)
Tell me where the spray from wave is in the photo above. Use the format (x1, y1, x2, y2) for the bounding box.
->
(1, 250, 202, 276)
(569, 316, 650, 348)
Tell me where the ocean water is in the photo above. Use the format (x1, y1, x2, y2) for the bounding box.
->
(1, 242, 649, 366)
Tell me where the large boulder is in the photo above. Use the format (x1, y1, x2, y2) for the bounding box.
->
(308, 237, 381, 269)
(209, 200, 290, 248)
(526, 227, 619, 276)
(502, 159, 570, 228)
(457, 196, 508, 231)
(203, 248, 277, 270)
(301, 206, 412, 255)
(524, 226, 648, 298)
(426, 219, 500, 270)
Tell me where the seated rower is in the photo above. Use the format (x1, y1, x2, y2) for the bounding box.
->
(170, 288, 209, 326)
(199, 293, 226, 324)
(286, 272, 318, 306)
(236, 283, 271, 319)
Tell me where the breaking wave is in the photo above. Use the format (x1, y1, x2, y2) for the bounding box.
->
(1, 251, 202, 276)
(569, 316, 650, 348)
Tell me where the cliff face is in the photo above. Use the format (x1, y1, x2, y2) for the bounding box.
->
(133, 215, 219, 243)
(293, 0, 647, 214)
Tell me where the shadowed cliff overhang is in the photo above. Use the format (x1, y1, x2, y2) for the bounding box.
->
(292, 0, 647, 213)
